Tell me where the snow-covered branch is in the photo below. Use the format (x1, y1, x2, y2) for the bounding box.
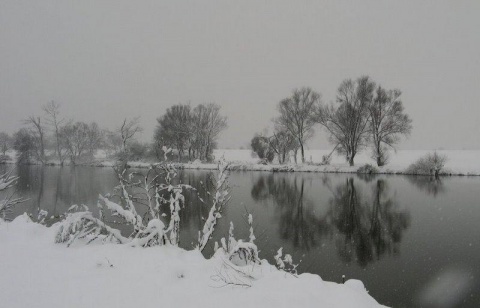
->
(198, 161, 230, 251)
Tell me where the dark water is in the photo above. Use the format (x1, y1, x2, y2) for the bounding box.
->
(1, 165, 480, 307)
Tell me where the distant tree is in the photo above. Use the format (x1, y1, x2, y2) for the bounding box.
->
(368, 87, 412, 166)
(85, 122, 104, 158)
(129, 141, 150, 161)
(251, 134, 273, 162)
(118, 117, 143, 157)
(23, 116, 46, 164)
(317, 76, 375, 166)
(191, 103, 227, 161)
(269, 129, 297, 164)
(104, 130, 123, 158)
(13, 128, 35, 163)
(60, 122, 90, 165)
(42, 101, 67, 164)
(0, 132, 12, 156)
(275, 87, 321, 163)
(154, 104, 192, 160)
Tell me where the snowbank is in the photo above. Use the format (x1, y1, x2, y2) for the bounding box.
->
(0, 215, 384, 308)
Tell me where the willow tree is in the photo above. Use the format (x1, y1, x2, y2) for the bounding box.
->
(275, 87, 321, 163)
(368, 87, 412, 166)
(317, 76, 375, 166)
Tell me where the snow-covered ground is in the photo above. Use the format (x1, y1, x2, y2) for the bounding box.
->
(212, 149, 480, 175)
(3, 149, 480, 175)
(0, 215, 384, 308)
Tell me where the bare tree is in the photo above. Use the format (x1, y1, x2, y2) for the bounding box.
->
(0, 132, 12, 156)
(269, 129, 297, 164)
(275, 87, 321, 163)
(42, 101, 67, 164)
(60, 122, 89, 165)
(368, 87, 412, 166)
(12, 128, 35, 163)
(104, 129, 123, 158)
(192, 104, 227, 161)
(118, 117, 143, 155)
(85, 122, 104, 158)
(317, 76, 375, 166)
(23, 116, 46, 164)
(154, 104, 193, 161)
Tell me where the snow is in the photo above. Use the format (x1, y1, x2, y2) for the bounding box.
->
(0, 215, 385, 308)
(212, 149, 480, 175)
(4, 148, 479, 175)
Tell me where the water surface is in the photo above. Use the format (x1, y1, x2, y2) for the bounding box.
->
(1, 165, 479, 307)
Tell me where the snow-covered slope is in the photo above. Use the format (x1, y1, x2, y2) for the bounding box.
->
(0, 215, 385, 308)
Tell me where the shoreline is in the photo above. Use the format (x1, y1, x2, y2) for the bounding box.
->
(2, 159, 480, 177)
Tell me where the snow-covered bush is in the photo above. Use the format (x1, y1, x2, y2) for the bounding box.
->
(357, 164, 379, 175)
(405, 151, 447, 177)
(210, 215, 262, 288)
(56, 155, 231, 249)
(0, 171, 25, 222)
(216, 214, 260, 267)
(274, 247, 298, 275)
(56, 159, 191, 246)
(321, 154, 331, 165)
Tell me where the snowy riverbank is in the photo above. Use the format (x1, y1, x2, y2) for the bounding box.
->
(0, 215, 384, 308)
(3, 149, 480, 176)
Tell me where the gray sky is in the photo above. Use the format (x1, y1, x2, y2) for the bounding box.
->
(1, 0, 479, 150)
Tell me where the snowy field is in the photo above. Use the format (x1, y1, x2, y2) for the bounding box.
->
(0, 215, 384, 308)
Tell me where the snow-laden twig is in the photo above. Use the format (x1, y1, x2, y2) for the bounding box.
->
(0, 171, 27, 222)
(274, 247, 298, 276)
(198, 161, 230, 252)
(55, 210, 129, 246)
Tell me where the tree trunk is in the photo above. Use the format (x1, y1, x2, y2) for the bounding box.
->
(376, 155, 383, 167)
(349, 153, 355, 166)
(300, 141, 305, 164)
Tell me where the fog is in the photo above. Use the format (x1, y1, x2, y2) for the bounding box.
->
(1, 0, 479, 149)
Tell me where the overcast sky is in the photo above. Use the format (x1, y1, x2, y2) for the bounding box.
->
(1, 0, 479, 150)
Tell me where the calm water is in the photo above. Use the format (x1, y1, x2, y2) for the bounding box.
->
(1, 165, 480, 307)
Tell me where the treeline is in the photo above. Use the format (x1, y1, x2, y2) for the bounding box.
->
(0, 101, 228, 165)
(154, 103, 227, 162)
(251, 75, 412, 166)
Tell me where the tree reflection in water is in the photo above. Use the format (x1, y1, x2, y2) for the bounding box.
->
(252, 174, 411, 267)
(406, 176, 445, 197)
(251, 175, 330, 250)
(328, 178, 410, 267)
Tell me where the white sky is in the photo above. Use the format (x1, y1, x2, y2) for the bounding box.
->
(1, 0, 479, 150)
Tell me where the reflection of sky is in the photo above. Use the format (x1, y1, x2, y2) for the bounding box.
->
(417, 267, 474, 308)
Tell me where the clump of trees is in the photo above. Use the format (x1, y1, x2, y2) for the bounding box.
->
(250, 134, 274, 163)
(250, 129, 297, 164)
(254, 76, 412, 166)
(3, 101, 151, 165)
(3, 101, 227, 165)
(154, 103, 227, 162)
(0, 132, 12, 156)
(316, 76, 412, 166)
(275, 87, 321, 163)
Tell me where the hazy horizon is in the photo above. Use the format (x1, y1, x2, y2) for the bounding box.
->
(1, 1, 480, 150)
